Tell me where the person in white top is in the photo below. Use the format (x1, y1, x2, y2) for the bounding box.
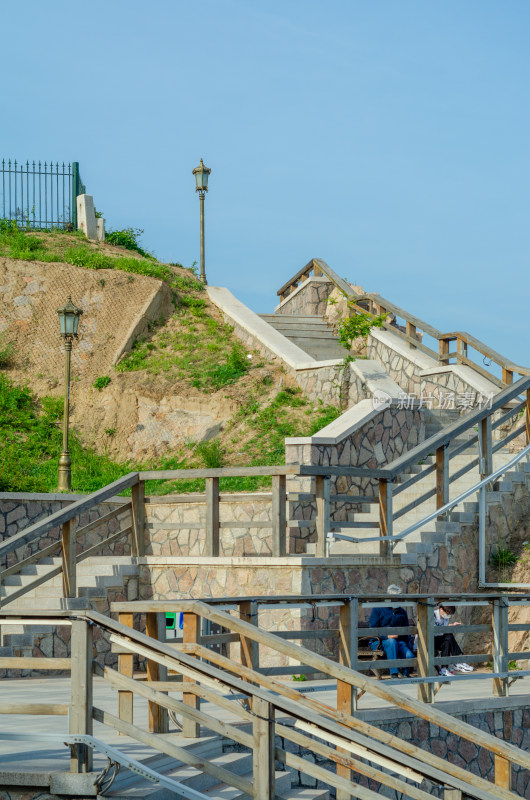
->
(434, 604, 474, 677)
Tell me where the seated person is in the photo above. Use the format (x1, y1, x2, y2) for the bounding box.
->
(369, 584, 415, 678)
(434, 604, 473, 676)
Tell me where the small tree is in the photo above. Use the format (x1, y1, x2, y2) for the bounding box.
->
(336, 302, 386, 362)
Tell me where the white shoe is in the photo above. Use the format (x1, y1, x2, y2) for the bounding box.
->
(455, 663, 473, 672)
(440, 667, 454, 677)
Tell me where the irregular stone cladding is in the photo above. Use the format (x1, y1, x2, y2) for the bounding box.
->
(275, 277, 334, 316)
(145, 495, 275, 557)
(0, 494, 131, 571)
(223, 704, 530, 798)
(285, 405, 424, 552)
(367, 333, 499, 408)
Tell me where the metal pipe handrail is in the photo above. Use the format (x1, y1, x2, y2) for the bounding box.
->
(328, 443, 530, 548)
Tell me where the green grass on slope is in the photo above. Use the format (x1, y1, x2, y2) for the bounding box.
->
(0, 373, 127, 493)
(116, 294, 252, 391)
(0, 375, 341, 495)
(0, 219, 200, 290)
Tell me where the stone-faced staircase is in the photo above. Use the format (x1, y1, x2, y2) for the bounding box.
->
(100, 733, 329, 800)
(0, 557, 139, 663)
(259, 314, 344, 361)
(320, 439, 529, 565)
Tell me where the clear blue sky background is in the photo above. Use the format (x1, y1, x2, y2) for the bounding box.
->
(1, 1, 529, 364)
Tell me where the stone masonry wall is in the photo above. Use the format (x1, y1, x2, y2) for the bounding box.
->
(367, 335, 495, 408)
(224, 705, 530, 799)
(0, 494, 132, 571)
(276, 278, 335, 317)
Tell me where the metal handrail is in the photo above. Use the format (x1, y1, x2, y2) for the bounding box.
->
(0, 732, 209, 800)
(327, 443, 530, 551)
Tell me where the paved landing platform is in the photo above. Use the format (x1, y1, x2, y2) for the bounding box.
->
(1, 674, 529, 775)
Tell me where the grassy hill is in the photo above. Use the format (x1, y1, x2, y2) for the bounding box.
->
(0, 223, 340, 494)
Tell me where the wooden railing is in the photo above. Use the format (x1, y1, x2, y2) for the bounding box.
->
(277, 258, 530, 387)
(112, 592, 530, 705)
(0, 472, 139, 608)
(1, 377, 529, 600)
(370, 376, 530, 556)
(1, 601, 529, 797)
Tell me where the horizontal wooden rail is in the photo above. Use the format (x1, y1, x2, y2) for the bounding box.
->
(0, 703, 69, 715)
(0, 472, 139, 559)
(277, 259, 530, 386)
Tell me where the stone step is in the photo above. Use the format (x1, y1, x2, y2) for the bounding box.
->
(260, 314, 328, 323)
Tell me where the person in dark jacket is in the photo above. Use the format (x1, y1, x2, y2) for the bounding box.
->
(369, 584, 414, 678)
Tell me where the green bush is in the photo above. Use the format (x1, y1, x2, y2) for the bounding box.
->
(93, 375, 111, 390)
(105, 227, 153, 258)
(0, 373, 127, 493)
(195, 439, 224, 468)
(489, 547, 518, 571)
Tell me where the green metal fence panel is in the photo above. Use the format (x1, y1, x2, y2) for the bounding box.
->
(1, 159, 84, 229)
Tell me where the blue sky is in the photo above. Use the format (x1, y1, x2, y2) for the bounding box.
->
(1, 1, 529, 364)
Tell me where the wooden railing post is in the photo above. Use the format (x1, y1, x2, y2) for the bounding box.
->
(205, 477, 220, 557)
(444, 789, 462, 800)
(456, 337, 467, 364)
(439, 338, 449, 365)
(145, 612, 168, 733)
(271, 474, 286, 557)
(526, 389, 530, 445)
(416, 597, 435, 703)
(435, 445, 449, 510)
(315, 476, 330, 558)
(62, 519, 76, 599)
(70, 618, 93, 773)
(131, 479, 145, 557)
(378, 479, 392, 557)
(502, 368, 514, 386)
(337, 598, 357, 800)
(479, 417, 493, 480)
(239, 600, 259, 671)
(494, 755, 512, 791)
(118, 612, 134, 727)
(492, 597, 509, 698)
(526, 389, 530, 444)
(406, 321, 417, 348)
(182, 611, 201, 738)
(252, 696, 275, 800)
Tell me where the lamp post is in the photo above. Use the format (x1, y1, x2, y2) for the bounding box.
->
(56, 296, 83, 492)
(192, 158, 211, 284)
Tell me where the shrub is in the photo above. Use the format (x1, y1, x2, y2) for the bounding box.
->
(93, 375, 111, 391)
(489, 547, 518, 571)
(105, 227, 153, 258)
(195, 439, 224, 468)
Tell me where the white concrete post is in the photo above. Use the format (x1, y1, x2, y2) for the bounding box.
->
(96, 217, 105, 242)
(76, 194, 97, 240)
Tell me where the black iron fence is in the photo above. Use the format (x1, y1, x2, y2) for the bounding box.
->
(0, 160, 85, 230)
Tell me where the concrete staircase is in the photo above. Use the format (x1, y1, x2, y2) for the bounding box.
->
(100, 734, 328, 800)
(0, 556, 138, 660)
(319, 446, 530, 565)
(259, 314, 344, 361)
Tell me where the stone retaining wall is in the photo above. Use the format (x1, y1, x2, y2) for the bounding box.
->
(223, 702, 530, 798)
(275, 277, 334, 317)
(0, 493, 131, 571)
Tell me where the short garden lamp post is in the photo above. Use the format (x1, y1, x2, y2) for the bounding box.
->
(192, 158, 211, 284)
(56, 296, 83, 492)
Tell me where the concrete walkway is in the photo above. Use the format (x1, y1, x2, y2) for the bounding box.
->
(1, 674, 529, 774)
